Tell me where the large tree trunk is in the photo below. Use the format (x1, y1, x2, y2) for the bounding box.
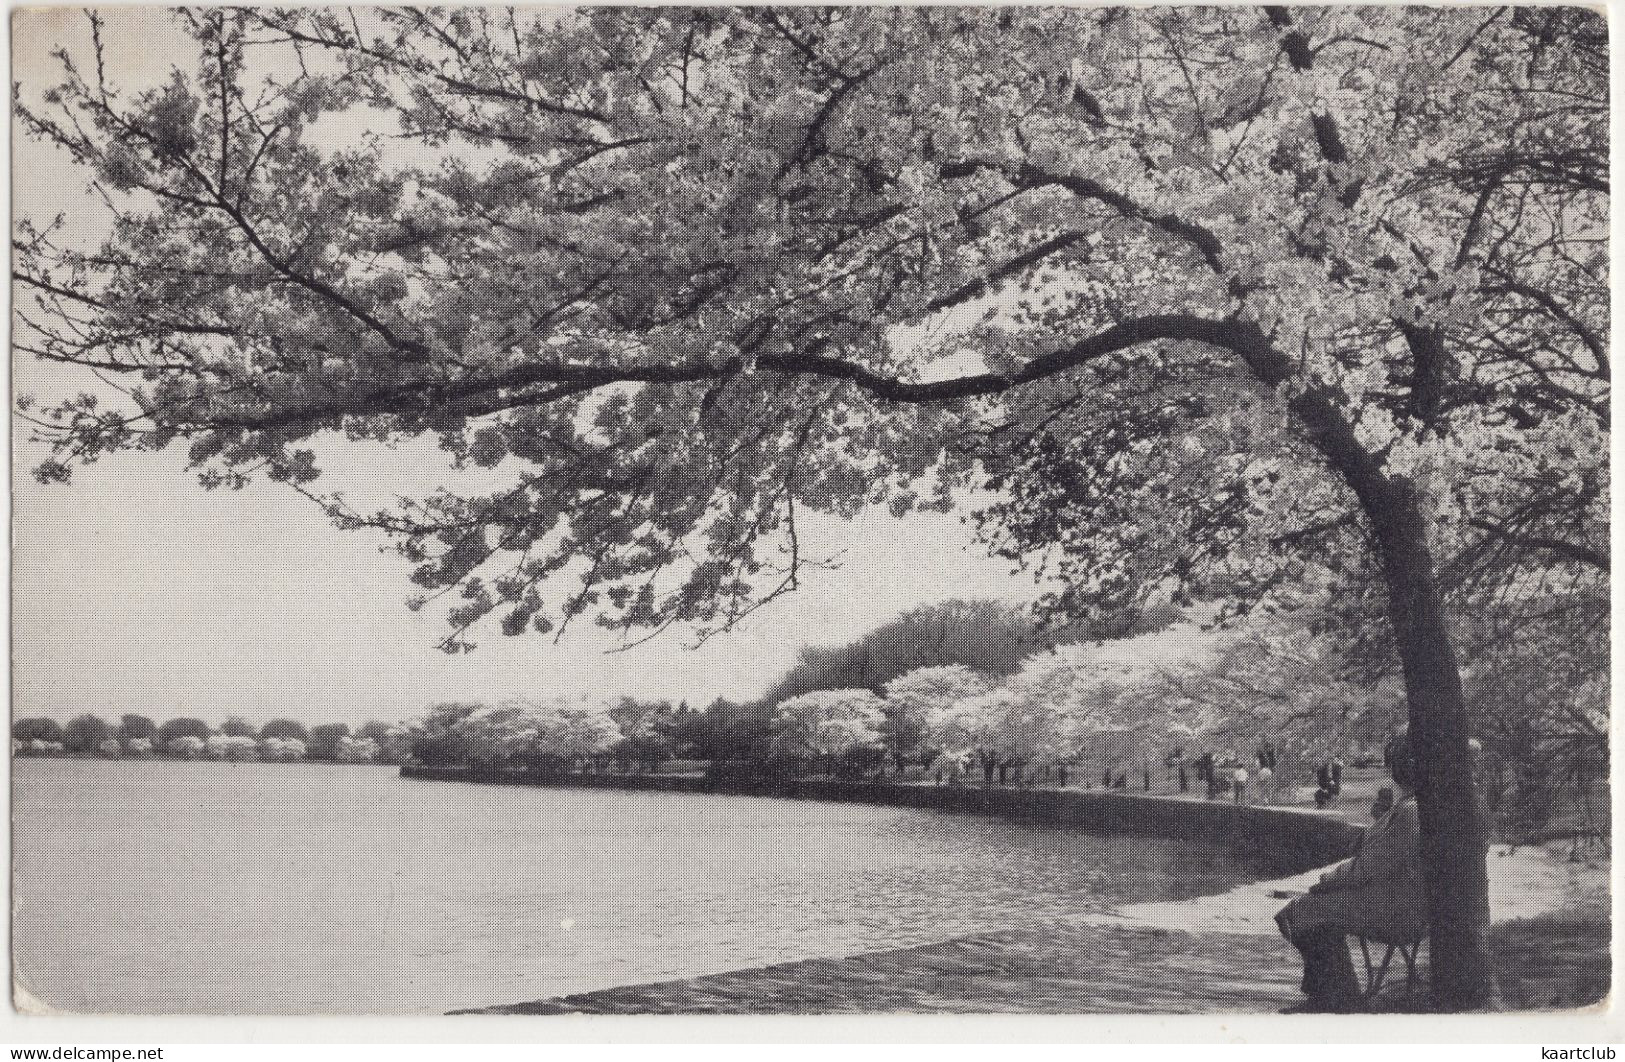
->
(1362, 486, 1498, 1010)
(1244, 328, 1499, 1009)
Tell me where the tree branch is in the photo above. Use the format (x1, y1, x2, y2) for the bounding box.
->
(1467, 517, 1608, 572)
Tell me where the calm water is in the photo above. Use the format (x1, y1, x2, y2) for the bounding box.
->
(14, 759, 1277, 1014)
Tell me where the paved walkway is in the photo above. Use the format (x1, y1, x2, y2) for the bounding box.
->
(930, 765, 1395, 828)
(466, 840, 1608, 1016)
(470, 922, 1305, 1014)
(467, 913, 1607, 1015)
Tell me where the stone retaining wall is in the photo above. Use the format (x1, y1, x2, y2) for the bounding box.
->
(399, 765, 1363, 873)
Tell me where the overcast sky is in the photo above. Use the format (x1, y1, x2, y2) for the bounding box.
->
(11, 9, 1043, 727)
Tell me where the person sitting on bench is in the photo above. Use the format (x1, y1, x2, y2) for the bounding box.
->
(1274, 731, 1427, 1011)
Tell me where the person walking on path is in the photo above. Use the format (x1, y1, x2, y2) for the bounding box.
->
(1232, 765, 1249, 804)
(1314, 761, 1337, 807)
(1275, 732, 1426, 1012)
(1257, 764, 1274, 804)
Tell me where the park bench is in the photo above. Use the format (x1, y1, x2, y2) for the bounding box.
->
(1354, 930, 1424, 1002)
(1272, 885, 1426, 1006)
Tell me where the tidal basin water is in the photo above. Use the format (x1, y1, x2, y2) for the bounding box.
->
(15, 758, 1280, 1014)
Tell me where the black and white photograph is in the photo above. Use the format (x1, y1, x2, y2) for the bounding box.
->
(8, 4, 1610, 1026)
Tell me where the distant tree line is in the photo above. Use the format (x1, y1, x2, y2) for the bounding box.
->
(406, 696, 741, 771)
(12, 714, 406, 764)
(403, 599, 1190, 776)
(399, 594, 1595, 848)
(405, 600, 1100, 772)
(758, 598, 1180, 705)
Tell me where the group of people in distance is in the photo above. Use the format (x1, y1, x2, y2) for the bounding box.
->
(931, 739, 1375, 820)
(1187, 741, 1288, 805)
(1185, 743, 1362, 810)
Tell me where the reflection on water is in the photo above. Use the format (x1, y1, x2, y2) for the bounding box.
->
(14, 759, 1276, 1014)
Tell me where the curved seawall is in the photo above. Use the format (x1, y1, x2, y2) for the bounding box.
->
(400, 766, 1363, 874)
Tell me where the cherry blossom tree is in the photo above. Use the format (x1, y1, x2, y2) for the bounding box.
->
(531, 699, 623, 764)
(764, 599, 1086, 705)
(607, 696, 680, 771)
(925, 685, 1074, 786)
(1101, 599, 1407, 782)
(419, 696, 621, 767)
(259, 737, 292, 761)
(14, 7, 1606, 1006)
(258, 736, 307, 762)
(452, 700, 545, 766)
(768, 688, 886, 775)
(1458, 585, 1608, 840)
(880, 664, 994, 772)
(335, 735, 381, 763)
(1010, 665, 1149, 783)
(206, 734, 258, 761)
(357, 720, 410, 764)
(165, 735, 205, 760)
(403, 702, 479, 766)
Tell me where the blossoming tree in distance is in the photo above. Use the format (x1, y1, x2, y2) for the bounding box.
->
(882, 665, 995, 772)
(769, 689, 886, 776)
